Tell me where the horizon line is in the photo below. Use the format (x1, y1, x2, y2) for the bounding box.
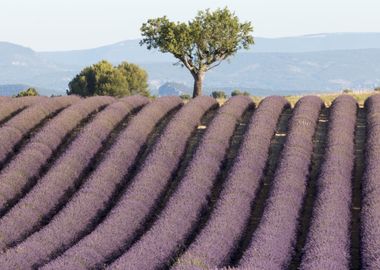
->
(1, 31, 380, 53)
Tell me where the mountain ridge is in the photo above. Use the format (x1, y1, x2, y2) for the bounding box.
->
(1, 32, 380, 96)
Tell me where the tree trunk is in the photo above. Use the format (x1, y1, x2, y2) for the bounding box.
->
(192, 72, 205, 98)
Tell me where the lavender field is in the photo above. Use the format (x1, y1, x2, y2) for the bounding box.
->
(0, 94, 375, 270)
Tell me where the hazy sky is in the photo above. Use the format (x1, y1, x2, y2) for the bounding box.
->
(1, 0, 379, 51)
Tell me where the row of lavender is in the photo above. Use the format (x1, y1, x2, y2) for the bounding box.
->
(233, 96, 322, 269)
(173, 96, 288, 269)
(362, 95, 380, 269)
(108, 96, 254, 269)
(40, 96, 217, 269)
(0, 96, 330, 268)
(0, 96, 80, 164)
(300, 95, 357, 269)
(0, 96, 10, 103)
(0, 96, 150, 253)
(0, 96, 116, 210)
(0, 96, 184, 269)
(0, 94, 376, 269)
(0, 96, 47, 124)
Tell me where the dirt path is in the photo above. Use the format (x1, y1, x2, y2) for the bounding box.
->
(350, 107, 367, 270)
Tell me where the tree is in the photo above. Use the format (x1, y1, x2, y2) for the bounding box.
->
(117, 62, 150, 96)
(140, 8, 254, 98)
(179, 93, 191, 100)
(374, 87, 380, 92)
(211, 90, 227, 99)
(343, 88, 353, 94)
(16, 87, 39, 97)
(231, 89, 250, 96)
(67, 60, 150, 97)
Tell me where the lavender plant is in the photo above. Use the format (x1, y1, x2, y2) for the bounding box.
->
(0, 97, 10, 103)
(238, 96, 323, 269)
(0, 97, 151, 253)
(0, 96, 48, 124)
(107, 95, 254, 270)
(300, 95, 357, 270)
(0, 97, 181, 270)
(0, 96, 80, 164)
(174, 96, 288, 269)
(0, 96, 116, 212)
(361, 94, 380, 269)
(0, 94, 371, 270)
(0, 97, 215, 265)
(28, 96, 216, 270)
(39, 97, 220, 269)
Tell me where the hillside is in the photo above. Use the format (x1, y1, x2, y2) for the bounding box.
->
(141, 49, 380, 95)
(1, 33, 380, 95)
(0, 84, 32, 96)
(39, 32, 380, 63)
(0, 94, 377, 269)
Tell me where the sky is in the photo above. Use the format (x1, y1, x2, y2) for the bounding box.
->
(0, 0, 380, 51)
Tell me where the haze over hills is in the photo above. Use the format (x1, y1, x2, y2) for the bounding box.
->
(1, 32, 380, 96)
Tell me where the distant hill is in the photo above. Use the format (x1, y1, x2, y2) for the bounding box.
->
(39, 40, 174, 66)
(158, 82, 191, 96)
(1, 33, 380, 96)
(0, 42, 74, 93)
(140, 49, 380, 96)
(251, 33, 380, 52)
(0, 83, 62, 97)
(0, 84, 31, 96)
(39, 33, 380, 65)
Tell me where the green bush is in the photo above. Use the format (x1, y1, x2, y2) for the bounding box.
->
(211, 91, 227, 99)
(67, 60, 150, 97)
(231, 89, 250, 96)
(343, 89, 353, 94)
(179, 94, 191, 100)
(16, 88, 39, 97)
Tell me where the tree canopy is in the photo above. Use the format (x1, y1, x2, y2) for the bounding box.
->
(231, 89, 250, 96)
(140, 7, 254, 97)
(67, 60, 150, 97)
(117, 62, 150, 96)
(211, 90, 227, 99)
(16, 87, 39, 97)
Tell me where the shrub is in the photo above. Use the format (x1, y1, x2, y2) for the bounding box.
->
(211, 91, 227, 99)
(343, 89, 353, 94)
(180, 94, 191, 100)
(15, 88, 39, 97)
(231, 89, 250, 96)
(67, 60, 150, 97)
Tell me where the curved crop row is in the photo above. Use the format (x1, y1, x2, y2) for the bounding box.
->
(0, 96, 80, 164)
(0, 96, 181, 269)
(0, 97, 10, 103)
(41, 97, 215, 269)
(238, 96, 323, 269)
(300, 95, 357, 269)
(0, 96, 47, 124)
(0, 96, 116, 213)
(41, 96, 216, 270)
(361, 94, 380, 269)
(174, 96, 288, 270)
(0, 96, 149, 255)
(108, 95, 254, 270)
